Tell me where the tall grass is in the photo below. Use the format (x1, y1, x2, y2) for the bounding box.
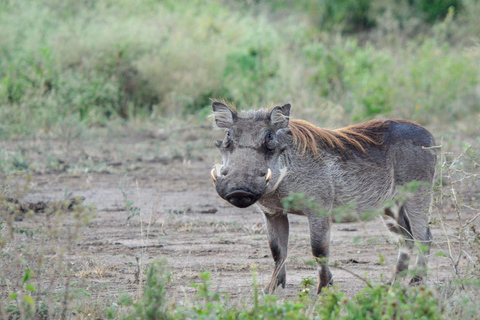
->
(0, 0, 479, 138)
(0, 175, 96, 319)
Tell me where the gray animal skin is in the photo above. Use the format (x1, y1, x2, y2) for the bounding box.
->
(210, 101, 436, 294)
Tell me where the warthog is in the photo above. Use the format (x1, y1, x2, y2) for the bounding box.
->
(210, 101, 436, 293)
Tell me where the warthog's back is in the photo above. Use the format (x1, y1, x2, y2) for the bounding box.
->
(280, 119, 437, 214)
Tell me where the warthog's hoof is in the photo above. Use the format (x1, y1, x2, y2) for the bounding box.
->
(317, 279, 334, 294)
(409, 276, 424, 286)
(263, 274, 286, 294)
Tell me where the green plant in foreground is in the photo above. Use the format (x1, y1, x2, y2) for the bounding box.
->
(120, 259, 171, 320)
(316, 284, 442, 320)
(170, 267, 442, 320)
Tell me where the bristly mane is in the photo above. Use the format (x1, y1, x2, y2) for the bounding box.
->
(289, 119, 411, 155)
(210, 100, 411, 155)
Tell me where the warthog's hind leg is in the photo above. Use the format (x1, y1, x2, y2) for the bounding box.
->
(404, 191, 433, 285)
(384, 205, 414, 283)
(263, 212, 289, 294)
(384, 196, 432, 285)
(308, 215, 333, 293)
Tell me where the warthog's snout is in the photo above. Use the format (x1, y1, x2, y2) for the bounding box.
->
(224, 189, 260, 208)
(211, 167, 272, 208)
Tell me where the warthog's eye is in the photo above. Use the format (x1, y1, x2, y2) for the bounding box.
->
(224, 130, 232, 148)
(264, 132, 277, 151)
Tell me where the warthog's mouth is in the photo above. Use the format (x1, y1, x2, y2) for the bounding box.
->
(224, 189, 261, 208)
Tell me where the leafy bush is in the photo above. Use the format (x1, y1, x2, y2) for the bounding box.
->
(0, 0, 289, 135)
(294, 0, 463, 32)
(0, 0, 479, 138)
(126, 259, 171, 320)
(318, 285, 442, 320)
(395, 39, 479, 122)
(304, 0, 377, 32)
(303, 39, 396, 119)
(302, 35, 479, 122)
(413, 0, 462, 22)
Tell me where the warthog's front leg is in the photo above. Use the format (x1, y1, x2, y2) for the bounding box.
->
(308, 215, 333, 293)
(263, 212, 289, 294)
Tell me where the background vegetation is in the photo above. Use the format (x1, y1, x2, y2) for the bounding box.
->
(1, 0, 480, 319)
(1, 0, 480, 138)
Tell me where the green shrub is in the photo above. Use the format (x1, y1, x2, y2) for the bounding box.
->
(317, 285, 442, 320)
(125, 259, 171, 320)
(306, 0, 377, 32)
(302, 35, 479, 122)
(303, 39, 395, 119)
(0, 0, 287, 134)
(291, 0, 463, 32)
(413, 0, 462, 22)
(154, 267, 443, 320)
(395, 39, 479, 122)
(0, 0, 479, 137)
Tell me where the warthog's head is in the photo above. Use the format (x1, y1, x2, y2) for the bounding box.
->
(211, 102, 290, 208)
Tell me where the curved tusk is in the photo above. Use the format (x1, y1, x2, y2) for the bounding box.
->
(265, 168, 272, 186)
(211, 168, 217, 184)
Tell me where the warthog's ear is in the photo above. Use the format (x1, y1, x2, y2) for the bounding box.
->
(212, 102, 237, 129)
(269, 104, 291, 129)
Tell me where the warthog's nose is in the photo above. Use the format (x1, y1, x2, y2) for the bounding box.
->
(225, 189, 258, 208)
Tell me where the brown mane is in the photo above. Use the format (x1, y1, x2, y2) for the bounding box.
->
(289, 119, 410, 155)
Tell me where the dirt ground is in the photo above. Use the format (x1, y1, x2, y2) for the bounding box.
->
(3, 125, 477, 305)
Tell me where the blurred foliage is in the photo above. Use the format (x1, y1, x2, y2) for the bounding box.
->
(414, 0, 462, 22)
(0, 0, 479, 138)
(272, 0, 463, 31)
(300, 0, 378, 32)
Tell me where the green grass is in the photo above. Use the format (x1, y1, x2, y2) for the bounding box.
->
(1, 0, 480, 138)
